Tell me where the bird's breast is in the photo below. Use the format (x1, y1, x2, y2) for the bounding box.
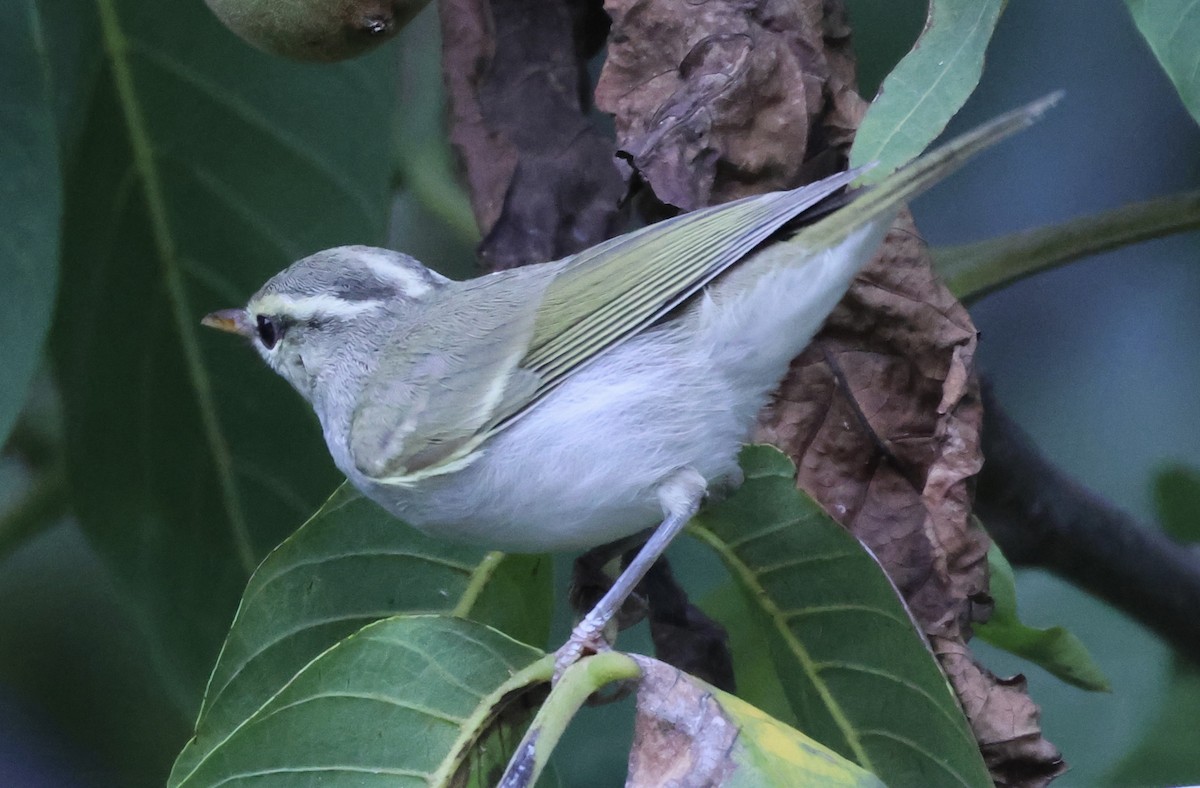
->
(334, 327, 760, 552)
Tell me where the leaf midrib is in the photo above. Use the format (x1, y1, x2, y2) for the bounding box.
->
(688, 520, 875, 773)
(173, 617, 547, 788)
(96, 0, 255, 573)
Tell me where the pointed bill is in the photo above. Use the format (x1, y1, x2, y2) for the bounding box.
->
(201, 308, 254, 338)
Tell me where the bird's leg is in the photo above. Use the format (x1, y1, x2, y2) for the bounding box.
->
(569, 529, 655, 635)
(554, 467, 707, 682)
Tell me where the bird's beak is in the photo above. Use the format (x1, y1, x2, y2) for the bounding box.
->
(201, 308, 254, 338)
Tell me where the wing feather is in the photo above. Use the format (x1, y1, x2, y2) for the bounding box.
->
(349, 172, 857, 481)
(511, 169, 863, 415)
(346, 95, 1054, 482)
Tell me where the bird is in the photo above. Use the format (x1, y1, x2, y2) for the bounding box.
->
(202, 97, 1053, 675)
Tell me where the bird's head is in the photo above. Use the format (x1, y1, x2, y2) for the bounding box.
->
(202, 245, 446, 399)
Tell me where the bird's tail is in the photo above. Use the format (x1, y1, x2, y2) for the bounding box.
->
(792, 91, 1062, 256)
(695, 92, 1061, 395)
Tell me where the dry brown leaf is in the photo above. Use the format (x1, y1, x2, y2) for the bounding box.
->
(594, 0, 1063, 778)
(626, 657, 739, 787)
(439, 0, 627, 269)
(758, 213, 1064, 784)
(937, 637, 1068, 787)
(596, 0, 861, 209)
(760, 213, 990, 642)
(626, 655, 886, 787)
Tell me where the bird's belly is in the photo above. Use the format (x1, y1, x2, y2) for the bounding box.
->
(355, 332, 762, 553)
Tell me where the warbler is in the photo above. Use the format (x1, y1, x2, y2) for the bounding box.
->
(203, 97, 1053, 670)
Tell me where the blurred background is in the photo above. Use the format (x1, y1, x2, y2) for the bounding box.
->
(1, 0, 1197, 785)
(914, 0, 1200, 784)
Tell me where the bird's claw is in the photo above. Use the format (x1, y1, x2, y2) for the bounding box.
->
(552, 621, 611, 684)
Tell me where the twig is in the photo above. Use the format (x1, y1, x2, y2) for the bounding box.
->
(934, 190, 1200, 303)
(975, 382, 1200, 665)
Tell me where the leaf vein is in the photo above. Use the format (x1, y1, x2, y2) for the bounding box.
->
(856, 728, 973, 787)
(256, 690, 467, 727)
(754, 551, 861, 577)
(813, 661, 978, 745)
(207, 610, 433, 713)
(208, 764, 429, 787)
(782, 603, 911, 628)
(124, 39, 383, 226)
(97, 0, 256, 573)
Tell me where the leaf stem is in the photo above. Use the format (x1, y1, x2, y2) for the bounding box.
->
(452, 550, 505, 617)
(934, 190, 1200, 303)
(498, 652, 641, 788)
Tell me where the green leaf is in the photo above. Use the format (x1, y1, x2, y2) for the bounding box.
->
(1126, 0, 1200, 125)
(689, 445, 991, 788)
(500, 651, 643, 786)
(52, 0, 394, 711)
(974, 543, 1111, 692)
(850, 0, 1006, 181)
(627, 656, 887, 788)
(1152, 464, 1200, 543)
(700, 580, 800, 727)
(168, 616, 550, 788)
(717, 681, 886, 787)
(933, 190, 1200, 303)
(170, 485, 552, 782)
(0, 0, 60, 444)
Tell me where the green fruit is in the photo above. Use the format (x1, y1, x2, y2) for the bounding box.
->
(205, 0, 428, 62)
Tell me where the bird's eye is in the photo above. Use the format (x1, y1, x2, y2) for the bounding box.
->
(256, 315, 281, 349)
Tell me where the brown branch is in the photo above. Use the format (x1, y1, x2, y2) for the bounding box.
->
(976, 381, 1200, 665)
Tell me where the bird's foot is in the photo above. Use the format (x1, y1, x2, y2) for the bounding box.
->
(552, 616, 613, 684)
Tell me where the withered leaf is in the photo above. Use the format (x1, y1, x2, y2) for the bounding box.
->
(627, 656, 884, 787)
(937, 637, 1068, 787)
(758, 211, 1063, 784)
(440, 0, 627, 270)
(760, 213, 989, 642)
(627, 657, 739, 787)
(597, 0, 862, 210)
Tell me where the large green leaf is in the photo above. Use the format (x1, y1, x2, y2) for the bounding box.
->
(0, 0, 60, 444)
(700, 580, 800, 726)
(52, 0, 394, 710)
(850, 0, 1006, 181)
(690, 446, 991, 787)
(168, 616, 550, 788)
(1127, 0, 1200, 125)
(170, 485, 552, 783)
